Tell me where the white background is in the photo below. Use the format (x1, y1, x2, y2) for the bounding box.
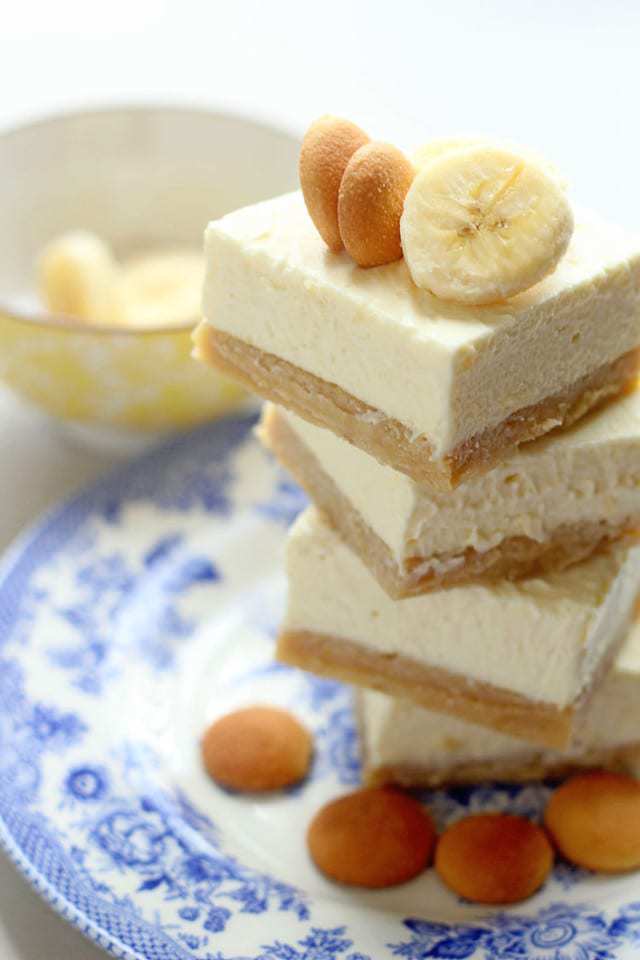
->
(1, 1, 639, 956)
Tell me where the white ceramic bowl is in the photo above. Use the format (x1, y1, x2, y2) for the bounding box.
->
(0, 105, 299, 452)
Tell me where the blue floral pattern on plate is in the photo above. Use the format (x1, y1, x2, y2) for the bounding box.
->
(0, 413, 638, 959)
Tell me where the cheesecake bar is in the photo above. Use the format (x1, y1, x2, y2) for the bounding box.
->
(278, 509, 640, 749)
(198, 192, 640, 490)
(261, 392, 640, 597)
(358, 621, 640, 788)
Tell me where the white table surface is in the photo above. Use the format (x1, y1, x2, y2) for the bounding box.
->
(2, 0, 640, 955)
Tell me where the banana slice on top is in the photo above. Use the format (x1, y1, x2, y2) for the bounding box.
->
(400, 145, 574, 305)
(412, 137, 566, 188)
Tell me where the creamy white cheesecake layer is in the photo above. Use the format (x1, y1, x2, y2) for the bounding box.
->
(203, 191, 640, 457)
(360, 621, 640, 772)
(281, 389, 640, 566)
(285, 509, 640, 706)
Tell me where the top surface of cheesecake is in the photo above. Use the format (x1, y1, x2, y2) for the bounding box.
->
(202, 191, 640, 486)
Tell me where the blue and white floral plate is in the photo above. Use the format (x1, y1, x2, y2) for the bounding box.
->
(1, 413, 640, 960)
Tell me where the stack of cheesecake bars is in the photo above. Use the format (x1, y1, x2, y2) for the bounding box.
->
(196, 190, 640, 787)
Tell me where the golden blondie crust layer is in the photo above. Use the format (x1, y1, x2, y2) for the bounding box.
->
(360, 745, 640, 789)
(196, 323, 640, 490)
(261, 404, 637, 597)
(277, 627, 626, 750)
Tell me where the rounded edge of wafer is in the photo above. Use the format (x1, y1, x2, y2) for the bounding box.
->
(307, 786, 436, 887)
(201, 705, 313, 793)
(435, 812, 553, 904)
(299, 115, 370, 252)
(338, 141, 415, 267)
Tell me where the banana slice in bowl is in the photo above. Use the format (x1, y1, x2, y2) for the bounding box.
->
(38, 231, 123, 326)
(0, 106, 299, 450)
